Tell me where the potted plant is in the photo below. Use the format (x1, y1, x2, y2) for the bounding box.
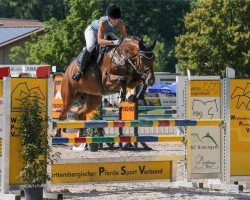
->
(18, 95, 59, 200)
(85, 106, 105, 152)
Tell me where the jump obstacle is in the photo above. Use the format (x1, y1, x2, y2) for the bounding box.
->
(102, 106, 177, 119)
(52, 135, 184, 144)
(1, 67, 250, 200)
(56, 119, 223, 128)
(102, 113, 177, 119)
(103, 105, 177, 112)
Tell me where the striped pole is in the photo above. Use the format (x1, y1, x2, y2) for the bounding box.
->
(52, 135, 184, 144)
(138, 106, 177, 111)
(56, 119, 223, 129)
(103, 113, 177, 118)
(102, 107, 118, 112)
(103, 113, 119, 117)
(138, 114, 177, 118)
(102, 106, 177, 112)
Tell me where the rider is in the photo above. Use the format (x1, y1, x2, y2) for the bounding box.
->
(72, 4, 128, 81)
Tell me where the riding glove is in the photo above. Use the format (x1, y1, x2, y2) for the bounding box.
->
(112, 40, 120, 46)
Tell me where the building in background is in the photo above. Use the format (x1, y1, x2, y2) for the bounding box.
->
(0, 18, 44, 64)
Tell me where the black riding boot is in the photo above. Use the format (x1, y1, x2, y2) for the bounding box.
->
(72, 50, 91, 81)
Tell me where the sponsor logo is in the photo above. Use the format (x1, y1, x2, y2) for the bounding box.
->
(231, 83, 250, 110)
(11, 82, 45, 112)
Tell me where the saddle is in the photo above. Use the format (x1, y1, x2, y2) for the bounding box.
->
(76, 33, 125, 94)
(76, 33, 118, 70)
(76, 45, 116, 86)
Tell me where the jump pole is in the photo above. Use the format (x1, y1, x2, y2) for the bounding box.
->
(186, 69, 192, 181)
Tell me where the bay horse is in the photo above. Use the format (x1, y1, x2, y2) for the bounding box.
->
(59, 37, 156, 123)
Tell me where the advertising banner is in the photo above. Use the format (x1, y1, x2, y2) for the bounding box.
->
(9, 78, 47, 184)
(0, 79, 3, 156)
(52, 161, 171, 183)
(121, 102, 135, 120)
(190, 80, 221, 174)
(230, 79, 250, 176)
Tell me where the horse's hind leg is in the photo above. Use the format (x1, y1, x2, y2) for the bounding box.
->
(77, 94, 102, 119)
(74, 94, 101, 138)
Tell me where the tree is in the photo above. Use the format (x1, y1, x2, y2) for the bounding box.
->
(0, 0, 15, 18)
(10, 0, 193, 72)
(143, 36, 167, 72)
(109, 0, 192, 72)
(10, 0, 102, 70)
(175, 0, 250, 77)
(0, 0, 69, 21)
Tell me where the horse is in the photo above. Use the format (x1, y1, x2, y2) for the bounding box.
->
(58, 37, 156, 124)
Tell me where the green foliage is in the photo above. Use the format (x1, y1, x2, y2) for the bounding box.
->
(101, 0, 192, 72)
(27, 19, 73, 67)
(175, 0, 250, 77)
(10, 0, 102, 71)
(85, 107, 105, 137)
(0, 0, 69, 20)
(9, 0, 193, 72)
(143, 36, 167, 72)
(18, 96, 59, 187)
(9, 46, 28, 64)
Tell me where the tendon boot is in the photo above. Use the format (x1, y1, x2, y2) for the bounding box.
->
(138, 84, 147, 100)
(72, 50, 91, 81)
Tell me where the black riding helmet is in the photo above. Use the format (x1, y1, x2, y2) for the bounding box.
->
(106, 4, 121, 19)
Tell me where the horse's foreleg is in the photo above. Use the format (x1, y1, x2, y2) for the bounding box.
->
(126, 79, 147, 103)
(118, 77, 127, 102)
(136, 83, 148, 100)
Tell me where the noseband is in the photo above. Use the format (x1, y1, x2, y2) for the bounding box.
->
(109, 40, 154, 83)
(127, 50, 155, 82)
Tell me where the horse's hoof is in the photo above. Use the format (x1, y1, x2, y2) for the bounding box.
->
(117, 102, 122, 107)
(116, 99, 123, 107)
(55, 130, 61, 137)
(113, 100, 122, 108)
(127, 94, 136, 103)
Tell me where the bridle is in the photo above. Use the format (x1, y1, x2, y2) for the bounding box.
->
(110, 44, 155, 83)
(127, 50, 155, 82)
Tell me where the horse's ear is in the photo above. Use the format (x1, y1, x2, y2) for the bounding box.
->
(139, 38, 144, 50)
(150, 40, 156, 50)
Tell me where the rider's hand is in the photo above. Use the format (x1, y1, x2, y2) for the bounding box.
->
(112, 40, 120, 46)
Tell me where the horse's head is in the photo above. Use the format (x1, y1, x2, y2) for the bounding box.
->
(114, 37, 156, 86)
(105, 37, 156, 103)
(137, 38, 156, 86)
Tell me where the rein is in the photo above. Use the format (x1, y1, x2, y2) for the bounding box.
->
(109, 39, 154, 82)
(127, 50, 154, 82)
(138, 51, 155, 59)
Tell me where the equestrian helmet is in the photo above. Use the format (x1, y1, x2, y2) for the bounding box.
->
(106, 4, 121, 19)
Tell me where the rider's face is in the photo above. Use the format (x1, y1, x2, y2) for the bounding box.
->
(109, 18, 119, 25)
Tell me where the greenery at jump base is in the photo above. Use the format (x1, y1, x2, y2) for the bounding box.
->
(18, 96, 60, 187)
(1, 0, 249, 77)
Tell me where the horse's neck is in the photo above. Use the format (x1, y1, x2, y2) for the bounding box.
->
(121, 38, 138, 54)
(101, 39, 138, 74)
(112, 40, 138, 61)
